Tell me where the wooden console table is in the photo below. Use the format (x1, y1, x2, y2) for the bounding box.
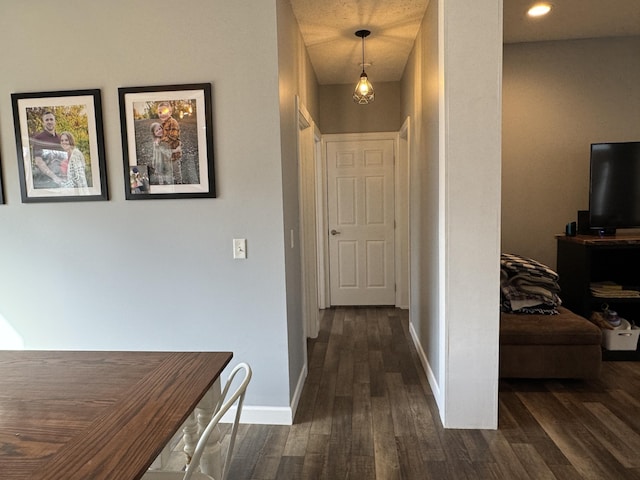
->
(0, 350, 232, 480)
(557, 233, 640, 359)
(556, 233, 640, 318)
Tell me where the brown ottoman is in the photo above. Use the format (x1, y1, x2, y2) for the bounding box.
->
(500, 307, 602, 379)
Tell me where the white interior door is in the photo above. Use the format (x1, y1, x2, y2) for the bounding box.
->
(326, 137, 395, 305)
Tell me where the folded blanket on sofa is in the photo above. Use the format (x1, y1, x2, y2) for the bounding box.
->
(500, 253, 561, 314)
(509, 275, 560, 301)
(501, 252, 559, 281)
(508, 272, 560, 291)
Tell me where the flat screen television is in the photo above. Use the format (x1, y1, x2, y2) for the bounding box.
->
(589, 141, 640, 234)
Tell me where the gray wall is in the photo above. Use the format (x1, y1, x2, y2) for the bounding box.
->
(0, 0, 316, 418)
(276, 0, 320, 403)
(402, 0, 442, 388)
(502, 36, 640, 269)
(318, 82, 402, 133)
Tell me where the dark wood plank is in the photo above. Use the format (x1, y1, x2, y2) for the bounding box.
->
(515, 388, 635, 479)
(231, 424, 273, 479)
(480, 429, 531, 479)
(368, 349, 386, 397)
(511, 443, 559, 480)
(396, 434, 428, 478)
(309, 368, 336, 436)
(335, 347, 354, 397)
(274, 455, 304, 479)
(351, 382, 374, 457)
(300, 453, 325, 480)
(406, 384, 446, 462)
(371, 395, 402, 479)
(283, 421, 310, 457)
(325, 395, 352, 478)
(385, 372, 417, 436)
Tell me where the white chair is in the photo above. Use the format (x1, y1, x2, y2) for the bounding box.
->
(143, 362, 252, 480)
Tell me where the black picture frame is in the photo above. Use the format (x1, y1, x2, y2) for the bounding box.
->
(0, 152, 4, 204)
(11, 89, 108, 203)
(118, 83, 216, 200)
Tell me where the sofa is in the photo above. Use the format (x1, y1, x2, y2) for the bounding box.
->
(499, 306, 602, 379)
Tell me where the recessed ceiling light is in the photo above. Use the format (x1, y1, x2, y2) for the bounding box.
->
(527, 3, 552, 17)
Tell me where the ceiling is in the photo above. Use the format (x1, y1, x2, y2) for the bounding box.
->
(289, 0, 640, 85)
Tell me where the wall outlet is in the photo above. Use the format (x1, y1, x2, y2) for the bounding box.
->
(233, 238, 247, 259)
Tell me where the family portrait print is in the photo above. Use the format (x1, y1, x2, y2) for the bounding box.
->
(11, 90, 108, 202)
(119, 84, 215, 199)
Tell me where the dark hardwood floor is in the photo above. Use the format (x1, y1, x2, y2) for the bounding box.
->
(222, 307, 640, 479)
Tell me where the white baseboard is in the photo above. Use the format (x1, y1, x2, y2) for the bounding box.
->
(222, 361, 308, 425)
(289, 360, 308, 420)
(232, 405, 293, 425)
(408, 320, 443, 413)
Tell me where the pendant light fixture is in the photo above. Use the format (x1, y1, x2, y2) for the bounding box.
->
(353, 29, 375, 104)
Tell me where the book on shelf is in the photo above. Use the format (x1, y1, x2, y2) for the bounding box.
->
(590, 281, 623, 290)
(590, 280, 640, 299)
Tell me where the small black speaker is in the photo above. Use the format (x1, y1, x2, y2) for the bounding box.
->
(565, 221, 577, 236)
(577, 210, 590, 234)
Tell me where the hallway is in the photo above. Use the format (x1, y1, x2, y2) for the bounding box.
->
(231, 306, 435, 478)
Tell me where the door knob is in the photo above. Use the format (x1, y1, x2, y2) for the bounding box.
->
(330, 229, 341, 235)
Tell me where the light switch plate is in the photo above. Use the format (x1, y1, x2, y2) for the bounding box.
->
(233, 238, 247, 259)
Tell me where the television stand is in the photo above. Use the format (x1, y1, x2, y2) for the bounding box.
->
(556, 233, 640, 360)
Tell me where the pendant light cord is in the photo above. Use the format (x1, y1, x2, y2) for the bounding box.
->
(361, 34, 366, 74)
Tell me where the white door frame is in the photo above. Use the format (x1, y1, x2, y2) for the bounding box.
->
(397, 117, 411, 309)
(313, 125, 326, 310)
(296, 97, 320, 338)
(320, 131, 409, 307)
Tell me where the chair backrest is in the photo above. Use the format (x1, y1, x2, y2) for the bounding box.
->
(183, 362, 252, 480)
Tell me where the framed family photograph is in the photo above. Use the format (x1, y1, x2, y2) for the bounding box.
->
(11, 89, 108, 203)
(118, 83, 216, 200)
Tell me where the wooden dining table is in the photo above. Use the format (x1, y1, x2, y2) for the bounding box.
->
(0, 350, 232, 480)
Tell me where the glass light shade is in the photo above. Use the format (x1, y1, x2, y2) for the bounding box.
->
(353, 72, 375, 104)
(527, 4, 551, 17)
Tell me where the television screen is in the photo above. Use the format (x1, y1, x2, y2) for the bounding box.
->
(589, 141, 640, 231)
